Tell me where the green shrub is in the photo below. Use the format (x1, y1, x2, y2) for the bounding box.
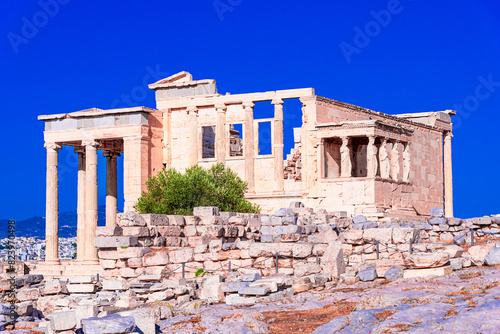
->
(134, 163, 260, 215)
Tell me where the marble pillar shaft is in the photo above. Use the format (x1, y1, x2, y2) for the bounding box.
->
(76, 148, 86, 261)
(216, 104, 227, 163)
(105, 151, 119, 227)
(84, 141, 99, 263)
(444, 132, 453, 217)
(187, 107, 198, 166)
(272, 99, 284, 193)
(45, 143, 61, 264)
(244, 102, 255, 192)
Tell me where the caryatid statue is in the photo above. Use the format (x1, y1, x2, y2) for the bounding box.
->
(403, 142, 411, 182)
(340, 137, 352, 177)
(390, 140, 400, 181)
(367, 135, 378, 177)
(378, 138, 390, 179)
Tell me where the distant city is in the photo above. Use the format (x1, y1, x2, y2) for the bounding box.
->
(0, 237, 76, 261)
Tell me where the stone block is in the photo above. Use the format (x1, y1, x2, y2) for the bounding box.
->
(450, 258, 463, 270)
(167, 215, 186, 226)
(142, 251, 169, 266)
(468, 243, 496, 265)
(249, 243, 275, 257)
(117, 247, 150, 259)
(228, 216, 248, 226)
(290, 201, 304, 208)
(436, 245, 464, 258)
(363, 228, 392, 245)
(224, 226, 239, 238)
(429, 217, 447, 225)
(200, 275, 224, 303)
(81, 314, 136, 334)
(75, 305, 98, 327)
(384, 267, 404, 281)
(119, 309, 155, 334)
(198, 216, 224, 226)
(67, 284, 96, 294)
(403, 265, 452, 278)
(352, 215, 367, 224)
(225, 294, 256, 306)
(358, 268, 377, 281)
(404, 252, 450, 268)
(281, 233, 301, 242)
(221, 282, 250, 293)
(117, 211, 147, 227)
(448, 218, 462, 226)
(342, 229, 364, 245)
(294, 263, 321, 278)
(308, 228, 338, 244)
(138, 274, 162, 282)
(157, 226, 183, 237)
(96, 226, 123, 237)
(40, 280, 66, 296)
(16, 288, 40, 302)
(70, 276, 96, 284)
(98, 250, 119, 260)
(322, 241, 346, 278)
(430, 208, 444, 217)
(102, 279, 129, 291)
(193, 206, 219, 216)
(292, 243, 313, 258)
(169, 248, 194, 263)
(142, 213, 169, 226)
(209, 239, 223, 252)
(50, 311, 76, 331)
(282, 216, 298, 225)
(275, 208, 294, 216)
(238, 286, 271, 296)
(241, 273, 261, 282)
(392, 228, 415, 244)
(95, 236, 138, 248)
(121, 227, 150, 237)
(484, 247, 500, 266)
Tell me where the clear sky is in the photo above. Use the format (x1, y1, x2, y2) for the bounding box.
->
(1, 0, 499, 220)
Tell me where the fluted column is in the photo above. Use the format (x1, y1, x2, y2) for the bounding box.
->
(390, 140, 400, 181)
(444, 132, 453, 217)
(216, 104, 227, 163)
(105, 150, 120, 227)
(272, 98, 284, 193)
(84, 140, 100, 263)
(44, 142, 62, 264)
(367, 135, 378, 177)
(74, 146, 86, 261)
(340, 137, 352, 177)
(187, 107, 198, 166)
(243, 102, 255, 193)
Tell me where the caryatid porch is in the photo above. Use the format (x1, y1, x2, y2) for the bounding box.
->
(38, 107, 163, 267)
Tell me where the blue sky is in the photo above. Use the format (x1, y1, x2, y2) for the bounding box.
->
(1, 0, 499, 220)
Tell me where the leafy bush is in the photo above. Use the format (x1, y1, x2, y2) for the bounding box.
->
(134, 163, 260, 215)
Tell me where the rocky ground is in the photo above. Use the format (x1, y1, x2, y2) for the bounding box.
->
(152, 266, 500, 334)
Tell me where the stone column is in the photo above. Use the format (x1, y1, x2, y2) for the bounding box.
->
(379, 138, 390, 179)
(243, 102, 255, 193)
(340, 137, 352, 177)
(44, 142, 62, 264)
(216, 104, 227, 163)
(123, 136, 150, 211)
(367, 135, 378, 177)
(444, 132, 453, 217)
(187, 107, 198, 166)
(272, 98, 284, 193)
(84, 140, 100, 263)
(74, 146, 86, 261)
(390, 140, 400, 181)
(104, 150, 120, 227)
(402, 142, 411, 182)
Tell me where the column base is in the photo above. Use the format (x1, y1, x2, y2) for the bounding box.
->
(44, 259, 60, 265)
(83, 259, 100, 265)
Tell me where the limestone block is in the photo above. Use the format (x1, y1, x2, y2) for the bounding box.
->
(138, 274, 162, 282)
(275, 208, 294, 216)
(281, 233, 301, 242)
(358, 268, 377, 282)
(17, 288, 40, 301)
(430, 208, 444, 217)
(450, 258, 463, 270)
(183, 225, 197, 237)
(100, 259, 117, 269)
(169, 248, 194, 264)
(221, 282, 250, 293)
(119, 267, 137, 278)
(209, 239, 223, 252)
(142, 251, 169, 266)
(241, 273, 261, 282)
(193, 206, 219, 216)
(200, 275, 224, 303)
(429, 218, 447, 225)
(404, 252, 450, 269)
(117, 247, 150, 259)
(50, 311, 76, 331)
(249, 243, 275, 257)
(436, 245, 464, 258)
(294, 263, 321, 278)
(228, 216, 248, 226)
(95, 236, 138, 248)
(342, 229, 364, 245)
(276, 243, 294, 257)
(67, 284, 96, 294)
(282, 216, 298, 225)
(392, 228, 415, 244)
(42, 280, 67, 295)
(384, 267, 404, 281)
(167, 215, 186, 226)
(238, 286, 271, 296)
(453, 234, 467, 245)
(188, 236, 212, 247)
(157, 226, 183, 237)
(313, 244, 328, 256)
(484, 247, 500, 266)
(292, 243, 313, 258)
(352, 215, 368, 224)
(225, 294, 256, 306)
(374, 259, 405, 278)
(142, 213, 169, 226)
(224, 226, 239, 238)
(293, 281, 313, 293)
(119, 309, 155, 334)
(75, 305, 98, 327)
(184, 215, 200, 226)
(194, 244, 208, 254)
(117, 211, 147, 227)
(468, 243, 496, 265)
(322, 241, 346, 278)
(148, 290, 174, 302)
(96, 226, 123, 237)
(363, 228, 392, 245)
(121, 227, 150, 237)
(403, 265, 452, 278)
(81, 315, 136, 334)
(198, 216, 224, 226)
(467, 217, 492, 226)
(102, 279, 129, 291)
(308, 228, 338, 244)
(440, 232, 454, 243)
(98, 250, 119, 260)
(448, 218, 462, 226)
(247, 218, 261, 227)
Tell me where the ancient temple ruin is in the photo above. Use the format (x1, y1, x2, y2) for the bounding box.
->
(37, 71, 455, 266)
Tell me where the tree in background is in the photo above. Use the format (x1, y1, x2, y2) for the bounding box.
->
(134, 163, 260, 215)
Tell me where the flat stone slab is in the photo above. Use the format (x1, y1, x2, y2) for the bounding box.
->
(67, 283, 97, 294)
(225, 294, 257, 306)
(403, 265, 452, 279)
(221, 282, 250, 293)
(238, 286, 271, 296)
(82, 314, 136, 334)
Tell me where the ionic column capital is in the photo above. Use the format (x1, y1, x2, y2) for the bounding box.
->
(215, 103, 227, 111)
(74, 146, 85, 155)
(103, 150, 121, 158)
(444, 131, 453, 140)
(44, 142, 62, 151)
(82, 140, 101, 148)
(242, 101, 255, 109)
(271, 98, 284, 105)
(186, 106, 199, 114)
